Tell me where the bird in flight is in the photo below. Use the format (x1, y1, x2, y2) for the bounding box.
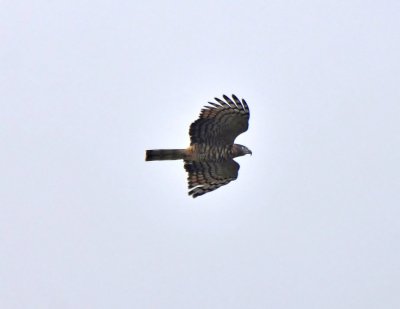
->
(145, 94, 251, 198)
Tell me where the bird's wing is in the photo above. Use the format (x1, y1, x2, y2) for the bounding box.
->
(184, 159, 240, 198)
(189, 94, 250, 146)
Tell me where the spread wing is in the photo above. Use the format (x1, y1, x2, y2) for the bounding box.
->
(189, 94, 250, 146)
(184, 159, 240, 198)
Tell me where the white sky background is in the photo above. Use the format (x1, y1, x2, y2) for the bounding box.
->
(1, 0, 400, 308)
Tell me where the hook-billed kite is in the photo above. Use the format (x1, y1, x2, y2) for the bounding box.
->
(145, 94, 251, 198)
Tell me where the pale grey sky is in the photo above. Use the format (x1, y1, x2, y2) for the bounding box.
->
(1, 1, 400, 308)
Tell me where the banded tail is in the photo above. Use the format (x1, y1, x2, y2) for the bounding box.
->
(145, 149, 187, 161)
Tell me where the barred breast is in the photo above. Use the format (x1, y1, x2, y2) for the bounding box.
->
(189, 144, 232, 161)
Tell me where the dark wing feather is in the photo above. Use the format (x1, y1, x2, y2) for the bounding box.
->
(189, 94, 250, 146)
(184, 159, 240, 198)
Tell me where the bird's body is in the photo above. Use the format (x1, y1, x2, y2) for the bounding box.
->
(145, 94, 251, 198)
(146, 144, 248, 161)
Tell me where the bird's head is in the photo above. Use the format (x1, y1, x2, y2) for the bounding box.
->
(231, 144, 252, 158)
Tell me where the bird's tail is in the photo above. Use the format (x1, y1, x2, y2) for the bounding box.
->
(145, 149, 187, 161)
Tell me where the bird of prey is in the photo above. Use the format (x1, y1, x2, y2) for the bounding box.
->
(145, 94, 251, 198)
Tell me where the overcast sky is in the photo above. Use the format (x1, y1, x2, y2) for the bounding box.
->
(1, 0, 400, 308)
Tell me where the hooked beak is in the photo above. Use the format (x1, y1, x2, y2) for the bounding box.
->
(247, 148, 252, 156)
